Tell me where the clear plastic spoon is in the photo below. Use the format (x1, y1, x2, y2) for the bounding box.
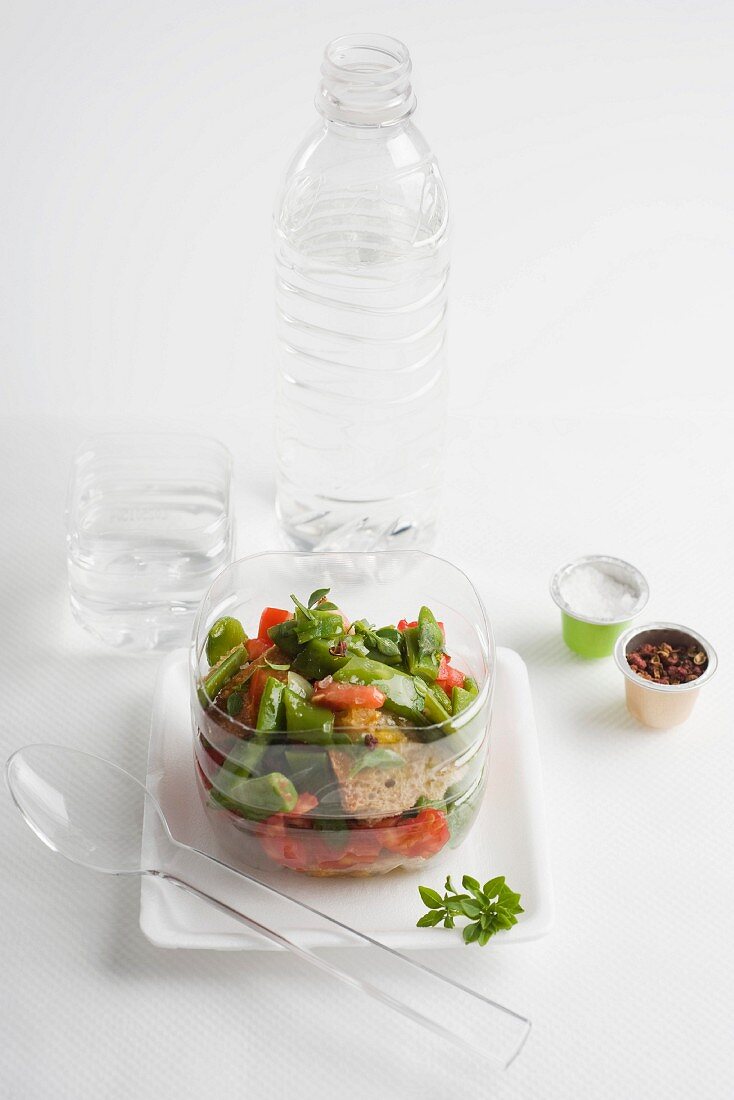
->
(5, 743, 530, 1067)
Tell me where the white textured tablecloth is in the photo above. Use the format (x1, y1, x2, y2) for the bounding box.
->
(1, 411, 732, 1100)
(3, 1, 734, 1095)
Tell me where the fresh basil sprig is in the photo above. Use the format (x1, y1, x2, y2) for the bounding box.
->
(417, 875, 523, 946)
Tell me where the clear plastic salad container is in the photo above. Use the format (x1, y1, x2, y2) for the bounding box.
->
(191, 552, 494, 877)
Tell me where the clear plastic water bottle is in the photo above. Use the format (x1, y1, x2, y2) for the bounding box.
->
(274, 34, 449, 551)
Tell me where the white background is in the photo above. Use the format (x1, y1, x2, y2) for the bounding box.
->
(1, 2, 733, 1098)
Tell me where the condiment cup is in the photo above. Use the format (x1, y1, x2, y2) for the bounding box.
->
(550, 555, 649, 659)
(614, 622, 718, 729)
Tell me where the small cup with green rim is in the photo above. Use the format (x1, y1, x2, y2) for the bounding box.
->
(550, 555, 649, 659)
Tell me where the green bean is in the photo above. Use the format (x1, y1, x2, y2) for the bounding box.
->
(206, 616, 246, 665)
(198, 644, 246, 708)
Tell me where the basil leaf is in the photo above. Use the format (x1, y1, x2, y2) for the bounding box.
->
(416, 911, 443, 928)
(483, 876, 505, 898)
(352, 619, 374, 636)
(290, 593, 315, 621)
(498, 887, 522, 910)
(444, 896, 468, 914)
(307, 587, 331, 608)
(373, 634, 401, 658)
(348, 747, 405, 778)
(463, 921, 481, 944)
(462, 876, 488, 904)
(418, 886, 443, 909)
(226, 691, 243, 717)
(351, 619, 401, 660)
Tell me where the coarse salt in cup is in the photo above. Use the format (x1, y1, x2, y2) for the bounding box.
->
(550, 555, 649, 658)
(614, 622, 718, 729)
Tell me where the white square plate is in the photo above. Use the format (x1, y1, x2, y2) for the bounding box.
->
(140, 647, 553, 949)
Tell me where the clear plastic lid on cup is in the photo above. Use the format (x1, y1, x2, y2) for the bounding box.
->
(66, 434, 235, 651)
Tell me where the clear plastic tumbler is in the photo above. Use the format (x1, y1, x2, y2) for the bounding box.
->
(66, 434, 235, 651)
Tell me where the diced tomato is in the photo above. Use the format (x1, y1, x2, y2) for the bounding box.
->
(293, 792, 318, 815)
(195, 759, 213, 792)
(246, 637, 270, 662)
(436, 653, 465, 692)
(257, 607, 292, 642)
(245, 662, 288, 724)
(257, 795, 324, 872)
(312, 678, 386, 711)
(258, 804, 384, 873)
(314, 826, 382, 871)
(258, 815, 313, 871)
(198, 732, 226, 768)
(380, 808, 450, 860)
(245, 666, 272, 724)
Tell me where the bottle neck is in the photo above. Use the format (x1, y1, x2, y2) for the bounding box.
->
(316, 34, 416, 127)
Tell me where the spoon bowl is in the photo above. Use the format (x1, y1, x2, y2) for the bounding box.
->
(6, 744, 168, 875)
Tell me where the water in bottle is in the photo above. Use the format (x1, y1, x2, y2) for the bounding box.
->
(273, 34, 449, 551)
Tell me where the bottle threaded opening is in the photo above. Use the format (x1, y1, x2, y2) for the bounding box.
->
(316, 34, 417, 126)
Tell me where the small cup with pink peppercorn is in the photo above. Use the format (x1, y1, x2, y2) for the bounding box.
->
(614, 622, 718, 729)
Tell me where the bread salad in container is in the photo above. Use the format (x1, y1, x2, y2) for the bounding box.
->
(191, 554, 493, 877)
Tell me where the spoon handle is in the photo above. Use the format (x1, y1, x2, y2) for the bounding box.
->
(156, 845, 530, 1068)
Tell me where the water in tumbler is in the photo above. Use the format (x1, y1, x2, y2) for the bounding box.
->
(273, 35, 449, 551)
(66, 435, 234, 651)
